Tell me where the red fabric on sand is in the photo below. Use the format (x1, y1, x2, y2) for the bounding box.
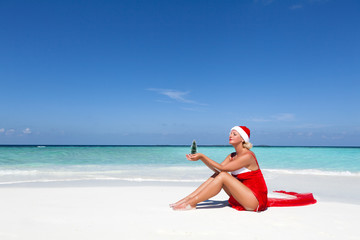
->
(267, 190, 317, 207)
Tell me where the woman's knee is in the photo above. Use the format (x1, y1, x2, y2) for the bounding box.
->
(216, 171, 231, 180)
(219, 171, 231, 176)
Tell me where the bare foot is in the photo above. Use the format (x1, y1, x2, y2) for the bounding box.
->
(172, 203, 196, 211)
(169, 197, 189, 208)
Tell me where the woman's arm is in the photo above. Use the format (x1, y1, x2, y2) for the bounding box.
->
(186, 153, 253, 172)
(204, 154, 232, 173)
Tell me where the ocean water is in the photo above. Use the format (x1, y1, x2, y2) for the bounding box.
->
(0, 145, 359, 185)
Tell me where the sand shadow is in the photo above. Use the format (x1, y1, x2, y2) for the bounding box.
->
(196, 200, 229, 209)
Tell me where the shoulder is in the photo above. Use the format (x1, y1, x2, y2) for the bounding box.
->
(239, 150, 256, 161)
(247, 150, 256, 158)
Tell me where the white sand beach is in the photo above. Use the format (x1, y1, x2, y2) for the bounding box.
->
(0, 173, 359, 240)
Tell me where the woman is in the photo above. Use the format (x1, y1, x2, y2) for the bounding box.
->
(171, 126, 268, 211)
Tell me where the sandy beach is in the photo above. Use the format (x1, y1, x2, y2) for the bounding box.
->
(0, 173, 359, 240)
(2, 0, 360, 238)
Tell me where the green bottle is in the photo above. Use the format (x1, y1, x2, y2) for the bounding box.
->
(190, 140, 197, 154)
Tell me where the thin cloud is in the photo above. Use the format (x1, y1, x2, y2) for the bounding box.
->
(5, 129, 15, 135)
(148, 88, 205, 105)
(250, 118, 271, 123)
(273, 113, 295, 121)
(23, 128, 32, 134)
(0, 128, 4, 133)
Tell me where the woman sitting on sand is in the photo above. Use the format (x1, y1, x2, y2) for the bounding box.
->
(171, 126, 268, 211)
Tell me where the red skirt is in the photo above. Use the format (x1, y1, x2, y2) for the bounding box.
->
(228, 169, 268, 212)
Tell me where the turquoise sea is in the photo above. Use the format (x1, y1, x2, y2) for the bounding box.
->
(0, 145, 359, 185)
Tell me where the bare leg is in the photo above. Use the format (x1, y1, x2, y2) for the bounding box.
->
(170, 173, 219, 207)
(173, 172, 259, 211)
(222, 185, 231, 197)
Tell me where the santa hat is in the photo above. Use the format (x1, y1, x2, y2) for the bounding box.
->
(231, 126, 250, 143)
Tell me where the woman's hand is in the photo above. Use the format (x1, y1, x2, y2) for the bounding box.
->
(186, 153, 203, 161)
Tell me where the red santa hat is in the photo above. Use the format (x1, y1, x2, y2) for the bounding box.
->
(230, 126, 250, 143)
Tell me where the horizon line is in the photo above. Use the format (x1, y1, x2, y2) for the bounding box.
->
(0, 144, 359, 148)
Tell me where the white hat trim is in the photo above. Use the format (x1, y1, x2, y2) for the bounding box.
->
(231, 126, 250, 143)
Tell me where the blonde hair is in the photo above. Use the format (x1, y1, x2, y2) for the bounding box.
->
(243, 141, 253, 150)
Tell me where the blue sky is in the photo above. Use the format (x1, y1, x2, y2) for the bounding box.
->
(1, 0, 359, 146)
